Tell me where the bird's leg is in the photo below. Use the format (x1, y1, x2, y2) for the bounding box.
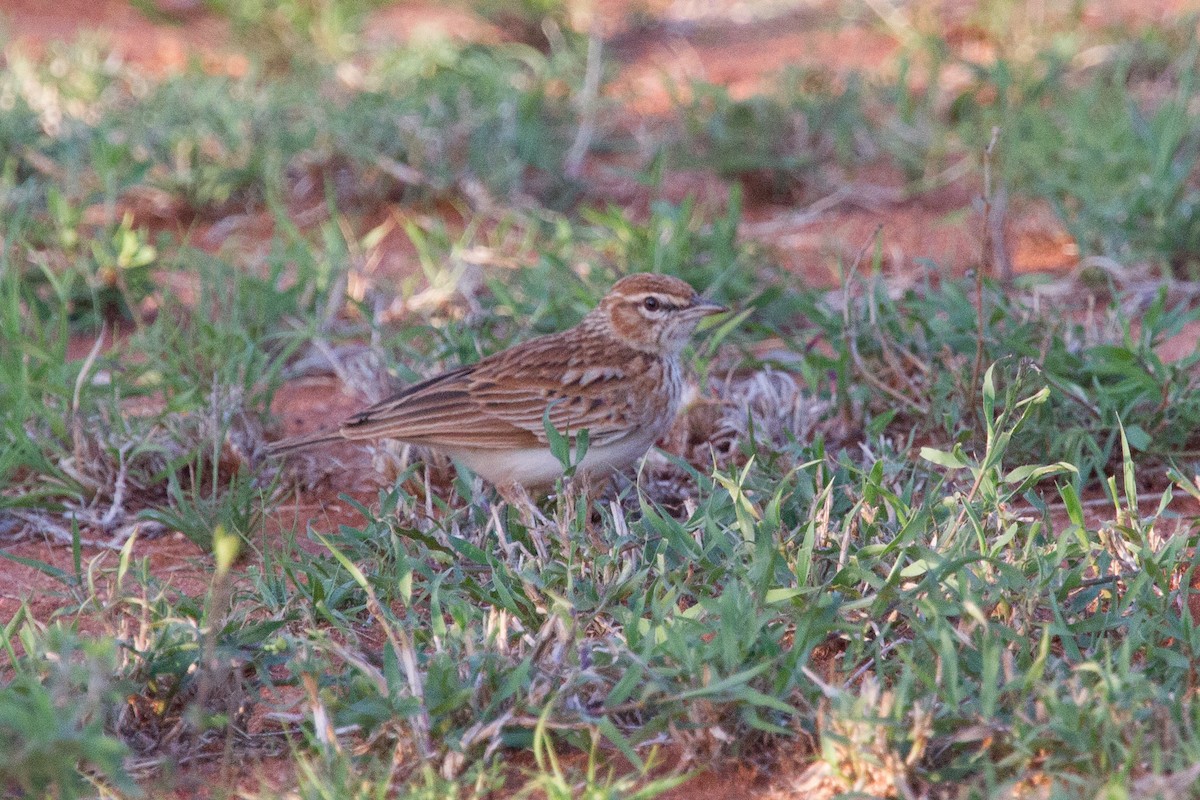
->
(567, 470, 612, 548)
(496, 482, 548, 525)
(496, 483, 550, 562)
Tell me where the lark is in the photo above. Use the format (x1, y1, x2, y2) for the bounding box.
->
(268, 273, 727, 490)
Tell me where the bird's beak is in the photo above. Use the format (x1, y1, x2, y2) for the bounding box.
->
(691, 300, 729, 317)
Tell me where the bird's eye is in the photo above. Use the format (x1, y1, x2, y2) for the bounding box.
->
(643, 297, 661, 312)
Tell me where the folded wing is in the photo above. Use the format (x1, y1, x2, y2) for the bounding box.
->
(338, 338, 645, 450)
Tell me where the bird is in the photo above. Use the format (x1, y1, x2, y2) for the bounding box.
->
(268, 273, 728, 491)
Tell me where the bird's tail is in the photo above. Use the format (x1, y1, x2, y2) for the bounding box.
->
(265, 430, 344, 457)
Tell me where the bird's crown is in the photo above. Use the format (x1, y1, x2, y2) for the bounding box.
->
(605, 273, 699, 307)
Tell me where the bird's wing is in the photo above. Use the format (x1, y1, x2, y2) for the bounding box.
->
(338, 337, 651, 450)
(337, 366, 536, 449)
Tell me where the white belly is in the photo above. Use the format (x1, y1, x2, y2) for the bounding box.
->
(450, 432, 660, 488)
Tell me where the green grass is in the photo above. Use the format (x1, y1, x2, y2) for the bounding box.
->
(946, 40, 1200, 276)
(0, 624, 137, 799)
(4, 3, 1200, 798)
(801, 258, 1200, 489)
(674, 70, 873, 202)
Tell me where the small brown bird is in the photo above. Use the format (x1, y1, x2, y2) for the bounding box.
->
(269, 273, 727, 489)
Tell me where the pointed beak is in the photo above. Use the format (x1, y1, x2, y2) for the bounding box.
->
(691, 299, 729, 317)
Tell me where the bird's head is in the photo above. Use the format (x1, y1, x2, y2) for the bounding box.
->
(595, 273, 728, 355)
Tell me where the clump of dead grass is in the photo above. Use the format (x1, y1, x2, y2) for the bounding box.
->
(668, 368, 834, 467)
(7, 384, 269, 549)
